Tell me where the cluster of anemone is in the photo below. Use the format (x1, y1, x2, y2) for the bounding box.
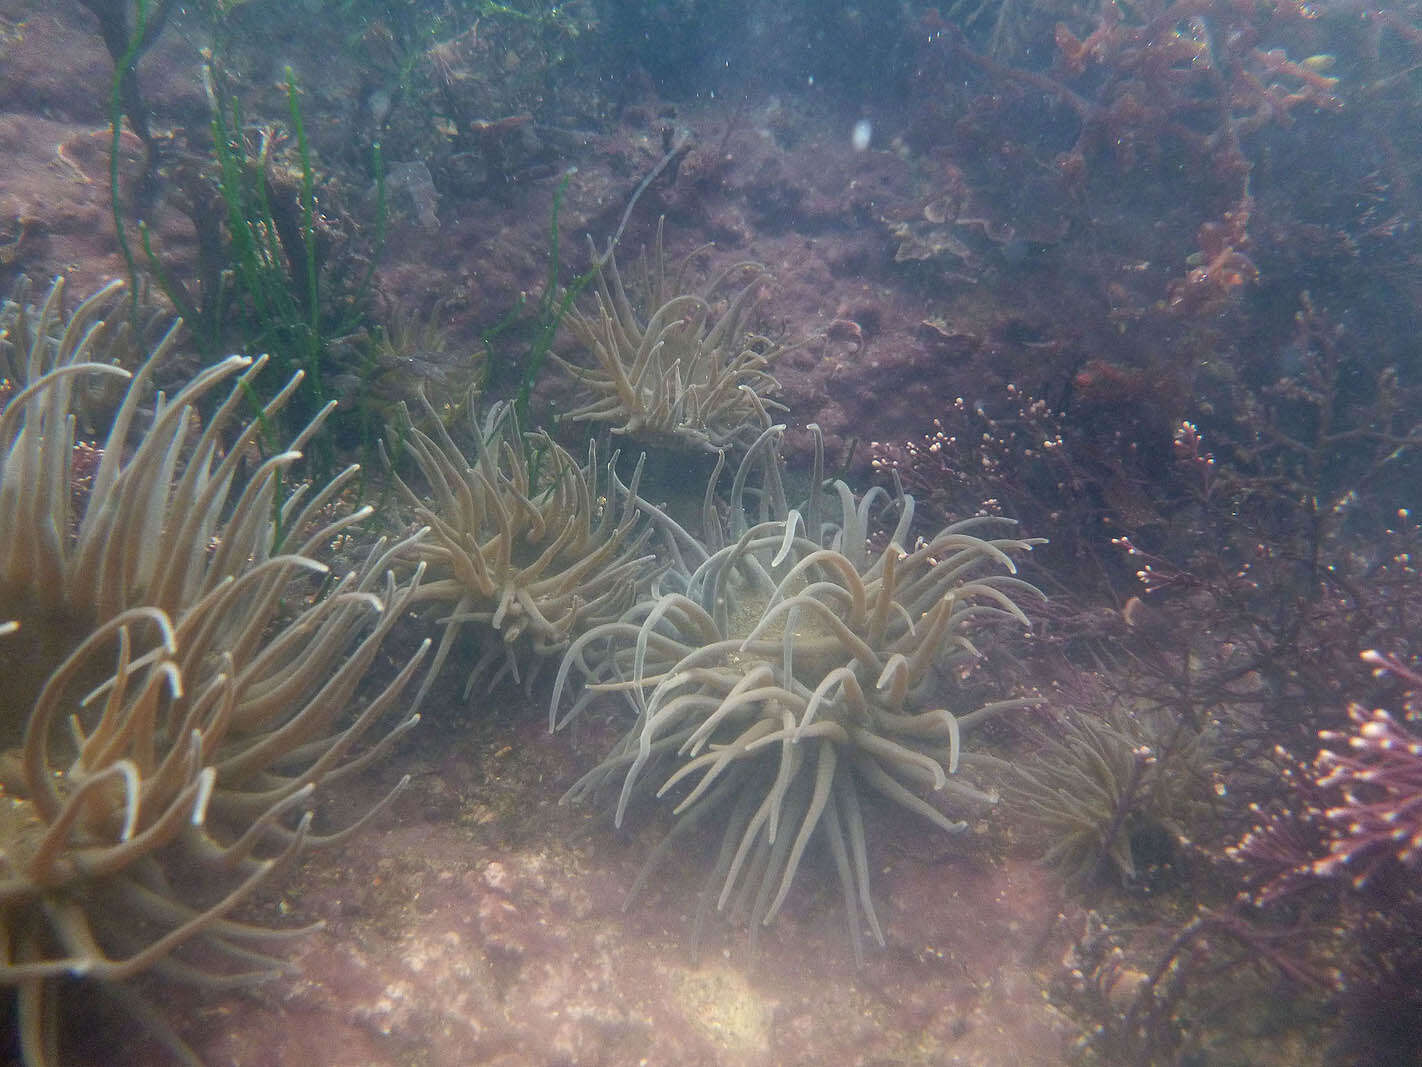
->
(550, 425, 1042, 960)
(386, 398, 664, 704)
(555, 220, 790, 453)
(0, 280, 427, 1067)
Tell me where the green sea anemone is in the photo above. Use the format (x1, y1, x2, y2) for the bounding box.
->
(330, 296, 486, 428)
(551, 426, 1042, 960)
(1002, 702, 1215, 890)
(387, 398, 664, 704)
(0, 279, 428, 1066)
(556, 220, 790, 453)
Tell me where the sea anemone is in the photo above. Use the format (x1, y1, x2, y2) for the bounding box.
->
(330, 295, 485, 429)
(0, 279, 428, 1066)
(551, 426, 1042, 960)
(555, 220, 790, 453)
(1002, 703, 1214, 891)
(387, 398, 664, 704)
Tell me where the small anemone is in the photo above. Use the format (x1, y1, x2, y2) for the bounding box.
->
(386, 398, 665, 706)
(0, 279, 428, 1066)
(1002, 700, 1216, 893)
(551, 425, 1043, 962)
(555, 218, 791, 453)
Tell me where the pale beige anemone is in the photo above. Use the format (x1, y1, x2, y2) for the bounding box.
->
(552, 426, 1043, 961)
(556, 221, 790, 452)
(0, 280, 428, 1067)
(387, 399, 663, 706)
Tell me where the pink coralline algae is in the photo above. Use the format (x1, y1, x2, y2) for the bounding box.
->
(1311, 651, 1422, 886)
(1232, 650, 1422, 901)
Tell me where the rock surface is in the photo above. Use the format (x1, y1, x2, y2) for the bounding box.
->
(176, 715, 1073, 1067)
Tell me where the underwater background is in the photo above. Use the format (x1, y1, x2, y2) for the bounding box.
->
(2, 0, 1421, 1064)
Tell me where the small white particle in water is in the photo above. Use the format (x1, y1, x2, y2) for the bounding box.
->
(851, 119, 872, 152)
(483, 861, 512, 891)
